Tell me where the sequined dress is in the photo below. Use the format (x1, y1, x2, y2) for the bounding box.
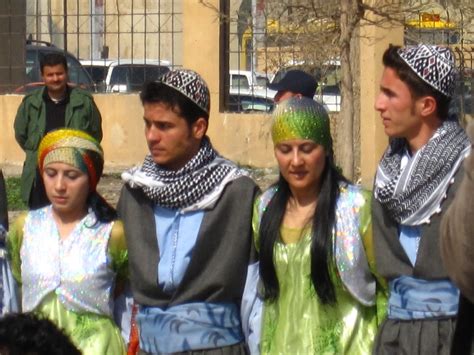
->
(250, 184, 386, 354)
(7, 206, 128, 355)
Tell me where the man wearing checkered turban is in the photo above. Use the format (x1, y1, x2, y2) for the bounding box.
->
(372, 44, 471, 354)
(117, 69, 260, 354)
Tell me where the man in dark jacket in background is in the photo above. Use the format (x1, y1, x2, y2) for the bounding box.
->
(14, 52, 102, 209)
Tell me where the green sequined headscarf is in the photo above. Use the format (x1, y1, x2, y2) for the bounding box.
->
(271, 97, 331, 150)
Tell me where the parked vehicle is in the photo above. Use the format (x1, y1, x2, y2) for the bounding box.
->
(15, 39, 95, 93)
(230, 70, 274, 91)
(80, 59, 170, 93)
(228, 88, 275, 113)
(79, 59, 115, 90)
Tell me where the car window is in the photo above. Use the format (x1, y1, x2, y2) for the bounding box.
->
(231, 74, 250, 90)
(228, 94, 274, 113)
(256, 76, 269, 88)
(64, 55, 92, 87)
(25, 49, 40, 82)
(109, 64, 170, 92)
(240, 96, 273, 112)
(84, 65, 109, 84)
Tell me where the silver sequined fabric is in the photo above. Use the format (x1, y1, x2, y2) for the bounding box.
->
(20, 206, 115, 315)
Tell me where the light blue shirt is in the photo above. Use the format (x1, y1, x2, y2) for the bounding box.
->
(137, 208, 243, 353)
(153, 205, 204, 294)
(399, 225, 421, 266)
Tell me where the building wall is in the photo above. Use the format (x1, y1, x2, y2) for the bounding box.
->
(0, 93, 276, 174)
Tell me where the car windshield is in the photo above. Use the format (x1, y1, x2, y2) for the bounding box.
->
(84, 65, 109, 84)
(231, 74, 250, 90)
(256, 76, 269, 88)
(109, 64, 170, 92)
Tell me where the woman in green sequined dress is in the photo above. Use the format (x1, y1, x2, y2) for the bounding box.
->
(242, 97, 386, 354)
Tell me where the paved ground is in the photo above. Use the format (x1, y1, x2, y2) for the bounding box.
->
(8, 167, 279, 225)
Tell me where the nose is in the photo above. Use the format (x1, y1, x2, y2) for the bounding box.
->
(145, 125, 161, 144)
(374, 92, 385, 112)
(291, 149, 303, 166)
(54, 175, 66, 191)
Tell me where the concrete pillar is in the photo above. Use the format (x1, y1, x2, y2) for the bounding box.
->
(182, 0, 221, 137)
(0, 0, 26, 93)
(359, 9, 403, 187)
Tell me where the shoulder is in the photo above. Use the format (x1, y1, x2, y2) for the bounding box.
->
(69, 86, 94, 100)
(111, 219, 125, 236)
(21, 88, 44, 105)
(11, 211, 29, 232)
(254, 185, 278, 216)
(109, 220, 126, 250)
(227, 175, 259, 193)
(7, 211, 29, 248)
(338, 183, 371, 206)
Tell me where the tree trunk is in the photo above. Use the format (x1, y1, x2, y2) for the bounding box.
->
(336, 0, 361, 180)
(337, 0, 354, 179)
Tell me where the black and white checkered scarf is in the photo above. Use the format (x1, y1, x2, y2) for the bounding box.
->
(375, 120, 470, 225)
(122, 137, 246, 210)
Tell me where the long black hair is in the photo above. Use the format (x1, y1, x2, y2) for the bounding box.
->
(76, 147, 117, 225)
(259, 148, 347, 304)
(87, 190, 117, 225)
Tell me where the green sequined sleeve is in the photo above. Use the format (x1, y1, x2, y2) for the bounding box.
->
(6, 212, 28, 285)
(358, 188, 388, 324)
(108, 220, 128, 283)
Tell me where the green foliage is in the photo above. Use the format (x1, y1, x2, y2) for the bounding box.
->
(5, 177, 26, 211)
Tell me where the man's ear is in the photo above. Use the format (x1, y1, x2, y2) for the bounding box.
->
(418, 96, 437, 117)
(192, 117, 208, 139)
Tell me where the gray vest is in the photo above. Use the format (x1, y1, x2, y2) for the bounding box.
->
(117, 176, 260, 307)
(373, 166, 464, 280)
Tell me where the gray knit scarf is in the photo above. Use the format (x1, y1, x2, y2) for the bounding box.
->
(122, 137, 245, 210)
(374, 120, 470, 225)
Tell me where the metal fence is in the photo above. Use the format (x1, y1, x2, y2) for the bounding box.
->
(0, 1, 473, 121)
(225, 3, 474, 119)
(0, 0, 182, 93)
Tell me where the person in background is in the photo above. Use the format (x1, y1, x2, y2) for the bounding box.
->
(14, 52, 102, 209)
(242, 97, 385, 354)
(0, 312, 81, 355)
(118, 69, 259, 354)
(268, 69, 317, 103)
(440, 120, 474, 354)
(372, 44, 470, 354)
(6, 129, 128, 355)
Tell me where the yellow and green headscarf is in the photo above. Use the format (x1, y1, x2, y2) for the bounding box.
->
(271, 97, 331, 150)
(38, 129, 104, 191)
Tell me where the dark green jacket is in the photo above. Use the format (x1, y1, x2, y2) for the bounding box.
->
(14, 86, 102, 203)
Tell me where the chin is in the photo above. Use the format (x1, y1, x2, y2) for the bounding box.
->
(151, 157, 168, 166)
